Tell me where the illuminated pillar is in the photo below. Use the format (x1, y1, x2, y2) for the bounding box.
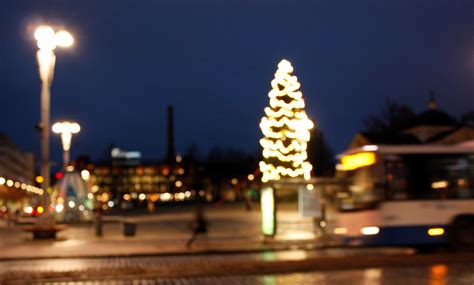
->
(261, 186, 276, 237)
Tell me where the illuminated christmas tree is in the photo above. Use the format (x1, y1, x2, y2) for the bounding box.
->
(259, 59, 314, 182)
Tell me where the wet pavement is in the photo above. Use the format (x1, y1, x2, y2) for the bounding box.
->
(0, 203, 331, 260)
(0, 247, 414, 275)
(19, 263, 474, 285)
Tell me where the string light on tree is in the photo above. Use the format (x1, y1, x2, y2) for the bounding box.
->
(259, 59, 314, 182)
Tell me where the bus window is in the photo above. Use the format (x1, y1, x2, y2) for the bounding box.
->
(389, 154, 474, 200)
(337, 164, 381, 211)
(384, 156, 409, 200)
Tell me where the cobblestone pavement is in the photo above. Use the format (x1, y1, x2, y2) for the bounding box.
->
(0, 248, 411, 275)
(23, 263, 474, 285)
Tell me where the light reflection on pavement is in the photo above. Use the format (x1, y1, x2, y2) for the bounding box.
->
(0, 247, 413, 274)
(26, 263, 474, 285)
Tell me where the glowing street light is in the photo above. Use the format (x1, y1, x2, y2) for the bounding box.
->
(34, 25, 74, 199)
(52, 121, 80, 169)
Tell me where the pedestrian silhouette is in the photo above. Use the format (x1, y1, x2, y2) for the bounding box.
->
(186, 203, 208, 248)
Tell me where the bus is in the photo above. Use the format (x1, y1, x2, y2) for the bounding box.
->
(331, 144, 474, 247)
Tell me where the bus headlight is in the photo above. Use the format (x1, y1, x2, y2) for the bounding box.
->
(361, 226, 380, 235)
(427, 228, 444, 236)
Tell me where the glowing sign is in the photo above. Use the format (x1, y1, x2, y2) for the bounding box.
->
(340, 152, 376, 171)
(111, 148, 141, 159)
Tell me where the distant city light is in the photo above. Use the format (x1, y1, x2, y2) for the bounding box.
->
(55, 204, 64, 213)
(68, 201, 76, 208)
(160, 192, 172, 201)
(24, 206, 33, 214)
(174, 192, 186, 201)
(138, 193, 146, 201)
(55, 172, 64, 180)
(333, 227, 348, 235)
(175, 180, 182, 187)
(0, 177, 5, 185)
(100, 193, 109, 202)
(176, 155, 182, 163)
(231, 178, 238, 185)
(81, 170, 90, 181)
(247, 174, 255, 181)
(306, 184, 314, 191)
(14, 182, 20, 188)
(432, 180, 449, 189)
(6, 180, 13, 187)
(37, 206, 44, 214)
(123, 194, 131, 201)
(87, 193, 94, 199)
(107, 201, 115, 208)
(78, 205, 85, 211)
(36, 176, 44, 183)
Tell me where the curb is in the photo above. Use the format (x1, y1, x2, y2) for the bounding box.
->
(0, 241, 341, 262)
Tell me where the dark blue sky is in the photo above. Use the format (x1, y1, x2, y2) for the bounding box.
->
(1, 0, 473, 165)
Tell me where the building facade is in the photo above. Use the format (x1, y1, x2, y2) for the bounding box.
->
(0, 133, 41, 213)
(81, 148, 203, 211)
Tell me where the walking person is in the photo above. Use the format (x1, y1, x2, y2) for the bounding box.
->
(186, 202, 208, 248)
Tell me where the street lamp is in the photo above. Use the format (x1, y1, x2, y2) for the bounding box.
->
(52, 121, 80, 170)
(34, 25, 73, 197)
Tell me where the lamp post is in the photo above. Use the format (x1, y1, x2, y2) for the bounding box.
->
(34, 26, 74, 205)
(52, 121, 81, 170)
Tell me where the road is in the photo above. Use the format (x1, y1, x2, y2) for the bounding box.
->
(1, 249, 474, 284)
(24, 264, 474, 285)
(1, 256, 474, 284)
(2, 203, 473, 284)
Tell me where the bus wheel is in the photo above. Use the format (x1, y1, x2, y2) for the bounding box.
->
(451, 215, 474, 249)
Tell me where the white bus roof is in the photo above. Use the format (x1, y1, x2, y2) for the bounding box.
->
(339, 144, 474, 157)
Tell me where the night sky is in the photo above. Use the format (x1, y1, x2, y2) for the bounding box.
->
(1, 0, 473, 166)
